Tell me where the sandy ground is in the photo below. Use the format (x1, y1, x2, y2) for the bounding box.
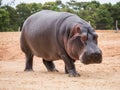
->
(0, 30, 120, 90)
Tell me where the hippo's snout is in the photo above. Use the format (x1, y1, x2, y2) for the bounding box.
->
(80, 50, 102, 65)
(90, 52, 102, 61)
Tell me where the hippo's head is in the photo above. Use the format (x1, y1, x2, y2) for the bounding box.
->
(66, 24, 102, 64)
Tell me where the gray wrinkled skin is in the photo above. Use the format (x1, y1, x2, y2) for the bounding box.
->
(20, 10, 102, 77)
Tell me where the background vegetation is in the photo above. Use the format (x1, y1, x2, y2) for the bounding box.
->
(0, 0, 120, 31)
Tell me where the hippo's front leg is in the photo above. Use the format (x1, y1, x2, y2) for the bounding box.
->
(61, 55, 80, 77)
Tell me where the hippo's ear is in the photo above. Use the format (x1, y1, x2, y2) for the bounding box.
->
(69, 24, 81, 38)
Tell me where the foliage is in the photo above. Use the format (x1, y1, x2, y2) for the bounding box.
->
(1, 5, 19, 31)
(0, 8, 10, 31)
(110, 2, 120, 29)
(16, 3, 42, 28)
(95, 5, 113, 29)
(0, 0, 2, 6)
(0, 0, 120, 31)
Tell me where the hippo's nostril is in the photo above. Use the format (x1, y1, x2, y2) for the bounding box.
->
(95, 53, 99, 57)
(89, 52, 101, 61)
(93, 52, 101, 57)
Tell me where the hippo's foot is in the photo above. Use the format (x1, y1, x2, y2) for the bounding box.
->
(65, 65, 69, 74)
(24, 69, 34, 72)
(43, 59, 59, 72)
(48, 68, 59, 72)
(68, 69, 80, 77)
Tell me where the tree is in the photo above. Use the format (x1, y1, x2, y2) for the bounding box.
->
(56, 0, 62, 5)
(0, 0, 2, 6)
(96, 5, 113, 29)
(110, 2, 120, 29)
(42, 2, 59, 11)
(0, 0, 120, 31)
(16, 3, 31, 26)
(0, 8, 10, 31)
(16, 3, 42, 28)
(76, 1, 100, 28)
(1, 5, 19, 31)
(28, 3, 42, 14)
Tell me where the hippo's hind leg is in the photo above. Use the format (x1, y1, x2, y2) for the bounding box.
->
(43, 59, 58, 72)
(24, 54, 33, 71)
(20, 34, 34, 71)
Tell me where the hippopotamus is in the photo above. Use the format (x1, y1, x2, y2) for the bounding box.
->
(20, 10, 102, 77)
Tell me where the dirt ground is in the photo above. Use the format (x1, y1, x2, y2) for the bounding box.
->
(0, 30, 120, 90)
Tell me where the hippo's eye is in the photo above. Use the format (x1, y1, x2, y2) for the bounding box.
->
(81, 35, 87, 45)
(81, 34, 88, 42)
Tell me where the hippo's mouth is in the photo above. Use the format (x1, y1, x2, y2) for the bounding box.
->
(79, 52, 102, 65)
